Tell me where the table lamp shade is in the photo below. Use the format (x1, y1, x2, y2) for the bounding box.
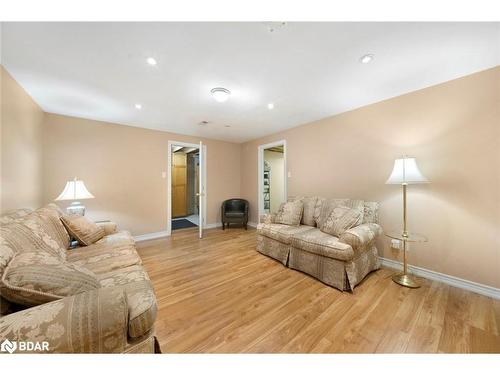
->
(55, 178, 94, 201)
(385, 157, 429, 185)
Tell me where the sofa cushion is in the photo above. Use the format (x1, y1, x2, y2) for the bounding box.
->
(275, 200, 303, 226)
(362, 202, 380, 224)
(316, 198, 364, 228)
(94, 230, 135, 247)
(67, 242, 142, 275)
(291, 228, 354, 261)
(61, 214, 105, 246)
(1, 250, 100, 307)
(95, 221, 118, 236)
(289, 196, 319, 226)
(339, 223, 382, 251)
(97, 265, 157, 338)
(320, 205, 364, 237)
(0, 208, 33, 225)
(0, 221, 67, 260)
(18, 206, 70, 255)
(257, 223, 315, 245)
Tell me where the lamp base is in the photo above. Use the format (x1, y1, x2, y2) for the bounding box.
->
(67, 202, 86, 216)
(392, 273, 420, 288)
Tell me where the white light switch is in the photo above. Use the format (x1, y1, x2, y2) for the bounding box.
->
(287, 171, 292, 178)
(161, 171, 167, 178)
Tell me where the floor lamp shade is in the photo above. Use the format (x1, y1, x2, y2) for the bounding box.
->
(55, 177, 94, 215)
(386, 157, 429, 185)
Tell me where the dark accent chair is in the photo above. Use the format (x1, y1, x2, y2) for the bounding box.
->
(221, 199, 249, 230)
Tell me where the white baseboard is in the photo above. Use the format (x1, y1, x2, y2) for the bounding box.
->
(380, 257, 500, 300)
(134, 223, 222, 242)
(204, 223, 221, 229)
(134, 231, 169, 242)
(247, 221, 258, 228)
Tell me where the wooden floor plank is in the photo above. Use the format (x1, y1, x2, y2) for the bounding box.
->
(136, 227, 500, 353)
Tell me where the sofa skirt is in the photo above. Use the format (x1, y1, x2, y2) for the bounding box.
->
(256, 234, 290, 266)
(288, 245, 380, 291)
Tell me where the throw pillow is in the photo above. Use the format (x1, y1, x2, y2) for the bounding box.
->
(316, 198, 364, 228)
(288, 196, 318, 226)
(320, 205, 364, 237)
(274, 200, 304, 226)
(61, 214, 105, 246)
(0, 250, 100, 307)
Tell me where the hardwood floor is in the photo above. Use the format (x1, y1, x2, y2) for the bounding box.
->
(136, 227, 500, 353)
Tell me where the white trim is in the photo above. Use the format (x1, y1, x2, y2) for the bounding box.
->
(204, 222, 221, 230)
(247, 221, 258, 228)
(257, 140, 287, 218)
(167, 140, 207, 237)
(380, 257, 500, 300)
(134, 231, 169, 242)
(135, 222, 223, 241)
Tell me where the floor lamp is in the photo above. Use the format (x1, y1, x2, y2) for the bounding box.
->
(386, 157, 429, 288)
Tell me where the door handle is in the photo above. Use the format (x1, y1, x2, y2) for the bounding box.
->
(196, 193, 205, 197)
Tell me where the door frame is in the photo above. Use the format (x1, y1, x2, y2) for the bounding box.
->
(257, 140, 287, 218)
(167, 140, 207, 236)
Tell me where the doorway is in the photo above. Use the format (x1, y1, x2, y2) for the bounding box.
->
(167, 141, 206, 237)
(258, 140, 287, 216)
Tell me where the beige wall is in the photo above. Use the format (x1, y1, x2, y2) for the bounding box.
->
(3, 61, 499, 288)
(264, 150, 285, 213)
(0, 66, 44, 213)
(241, 66, 500, 288)
(43, 113, 241, 236)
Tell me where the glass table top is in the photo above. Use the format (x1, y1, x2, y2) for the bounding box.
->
(385, 230, 428, 242)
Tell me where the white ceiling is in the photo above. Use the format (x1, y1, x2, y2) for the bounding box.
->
(2, 22, 499, 143)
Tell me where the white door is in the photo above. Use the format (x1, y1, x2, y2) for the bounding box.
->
(198, 141, 204, 239)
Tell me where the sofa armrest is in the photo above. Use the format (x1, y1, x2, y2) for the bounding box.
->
(339, 223, 382, 251)
(260, 213, 276, 224)
(95, 221, 118, 235)
(0, 287, 128, 353)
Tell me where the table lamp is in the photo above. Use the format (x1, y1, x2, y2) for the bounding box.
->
(55, 177, 95, 216)
(386, 156, 429, 288)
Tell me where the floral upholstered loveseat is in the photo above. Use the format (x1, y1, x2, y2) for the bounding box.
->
(0, 204, 158, 353)
(257, 197, 382, 291)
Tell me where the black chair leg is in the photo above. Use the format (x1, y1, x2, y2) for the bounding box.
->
(244, 223, 248, 230)
(222, 222, 225, 230)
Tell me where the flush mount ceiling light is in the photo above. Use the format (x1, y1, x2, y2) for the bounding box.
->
(210, 87, 231, 103)
(263, 22, 287, 33)
(267, 103, 275, 110)
(146, 57, 157, 66)
(359, 54, 374, 64)
(135, 104, 142, 110)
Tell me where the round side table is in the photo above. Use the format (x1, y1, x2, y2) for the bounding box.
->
(385, 230, 428, 288)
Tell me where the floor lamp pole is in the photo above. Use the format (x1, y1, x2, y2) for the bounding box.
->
(391, 183, 420, 288)
(402, 183, 408, 275)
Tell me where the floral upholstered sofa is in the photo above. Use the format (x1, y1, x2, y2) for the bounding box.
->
(0, 204, 158, 353)
(257, 197, 382, 291)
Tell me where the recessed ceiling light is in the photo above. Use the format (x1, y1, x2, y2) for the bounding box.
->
(210, 87, 231, 103)
(135, 104, 142, 110)
(359, 54, 374, 64)
(146, 57, 157, 66)
(267, 103, 275, 110)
